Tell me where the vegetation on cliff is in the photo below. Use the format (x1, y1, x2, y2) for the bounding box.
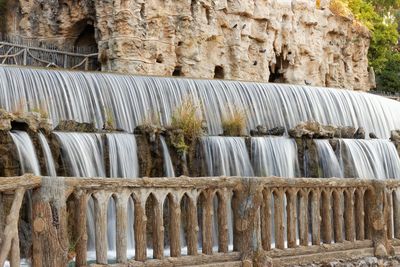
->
(333, 0, 400, 92)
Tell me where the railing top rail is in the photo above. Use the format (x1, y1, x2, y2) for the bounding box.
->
(0, 175, 41, 192)
(1, 175, 396, 193)
(61, 176, 377, 190)
(0, 41, 98, 57)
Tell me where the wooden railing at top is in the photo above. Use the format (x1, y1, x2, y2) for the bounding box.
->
(0, 41, 99, 71)
(0, 175, 398, 267)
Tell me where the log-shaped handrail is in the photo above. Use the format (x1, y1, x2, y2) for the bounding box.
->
(0, 41, 98, 70)
(0, 175, 399, 266)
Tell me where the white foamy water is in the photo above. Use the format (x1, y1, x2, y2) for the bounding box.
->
(1, 66, 399, 137)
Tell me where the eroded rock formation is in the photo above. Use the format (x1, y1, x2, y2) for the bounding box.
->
(3, 0, 374, 90)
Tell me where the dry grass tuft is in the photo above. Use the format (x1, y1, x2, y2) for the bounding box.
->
(222, 106, 247, 136)
(171, 97, 203, 140)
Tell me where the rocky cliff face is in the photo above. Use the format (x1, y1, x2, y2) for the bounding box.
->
(4, 0, 374, 90)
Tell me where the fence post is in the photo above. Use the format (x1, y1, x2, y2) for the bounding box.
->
(367, 180, 393, 257)
(232, 178, 272, 267)
(32, 177, 69, 267)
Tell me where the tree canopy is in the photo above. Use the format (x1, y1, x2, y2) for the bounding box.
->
(341, 0, 400, 92)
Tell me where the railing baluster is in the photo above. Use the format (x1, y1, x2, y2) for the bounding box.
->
(311, 190, 320, 245)
(116, 194, 129, 263)
(153, 196, 164, 259)
(187, 196, 198, 255)
(355, 189, 365, 241)
(299, 190, 309, 246)
(134, 198, 147, 261)
(218, 191, 229, 253)
(387, 190, 393, 239)
(170, 195, 181, 257)
(261, 189, 271, 251)
(274, 190, 285, 249)
(202, 191, 213, 255)
(393, 190, 400, 239)
(344, 189, 355, 241)
(94, 192, 109, 264)
(333, 190, 343, 243)
(321, 190, 332, 244)
(286, 189, 297, 248)
(75, 193, 88, 267)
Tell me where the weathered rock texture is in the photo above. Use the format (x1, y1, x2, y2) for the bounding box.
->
(4, 0, 374, 90)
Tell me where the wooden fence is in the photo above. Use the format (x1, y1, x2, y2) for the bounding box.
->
(0, 175, 398, 267)
(0, 40, 99, 71)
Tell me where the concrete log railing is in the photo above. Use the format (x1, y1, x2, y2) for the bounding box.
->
(0, 41, 99, 70)
(1, 175, 400, 266)
(0, 176, 41, 267)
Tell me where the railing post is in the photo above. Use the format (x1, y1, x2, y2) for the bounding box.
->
(32, 177, 69, 267)
(75, 192, 88, 267)
(232, 179, 265, 264)
(366, 180, 391, 257)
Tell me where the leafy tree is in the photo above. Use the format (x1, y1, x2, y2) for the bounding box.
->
(346, 0, 399, 72)
(376, 52, 400, 93)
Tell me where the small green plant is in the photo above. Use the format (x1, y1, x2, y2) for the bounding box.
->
(222, 107, 246, 136)
(104, 107, 115, 129)
(171, 97, 203, 141)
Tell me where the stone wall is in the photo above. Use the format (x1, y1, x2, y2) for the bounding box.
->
(4, 0, 374, 90)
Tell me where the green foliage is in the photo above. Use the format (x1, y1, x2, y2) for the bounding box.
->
(345, 0, 399, 73)
(376, 52, 400, 93)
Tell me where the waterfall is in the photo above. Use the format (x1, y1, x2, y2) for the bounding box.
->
(338, 139, 400, 179)
(10, 131, 41, 175)
(38, 132, 57, 177)
(54, 132, 105, 177)
(201, 136, 249, 252)
(202, 137, 254, 177)
(251, 137, 299, 177)
(1, 66, 400, 138)
(160, 136, 175, 177)
(314, 140, 344, 178)
(54, 132, 105, 258)
(106, 133, 138, 256)
(107, 133, 139, 178)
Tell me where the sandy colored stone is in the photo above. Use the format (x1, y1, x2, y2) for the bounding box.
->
(4, 0, 373, 90)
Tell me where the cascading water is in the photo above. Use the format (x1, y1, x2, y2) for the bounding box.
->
(202, 136, 254, 177)
(160, 136, 175, 177)
(338, 139, 400, 179)
(251, 137, 299, 177)
(201, 136, 251, 251)
(38, 132, 57, 177)
(106, 133, 138, 257)
(1, 66, 400, 137)
(10, 130, 41, 175)
(314, 140, 344, 178)
(54, 132, 105, 177)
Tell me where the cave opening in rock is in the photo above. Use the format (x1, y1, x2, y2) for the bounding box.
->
(214, 65, 224, 79)
(172, 66, 182, 76)
(268, 55, 288, 83)
(74, 23, 97, 50)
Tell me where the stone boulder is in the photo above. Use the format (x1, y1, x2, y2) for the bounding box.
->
(250, 125, 285, 136)
(54, 120, 96, 132)
(391, 130, 400, 142)
(289, 121, 336, 139)
(354, 127, 366, 139)
(1, 110, 52, 133)
(335, 126, 357, 138)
